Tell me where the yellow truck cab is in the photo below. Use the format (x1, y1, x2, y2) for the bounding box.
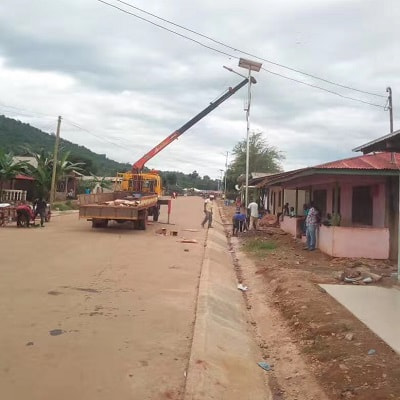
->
(118, 171, 163, 197)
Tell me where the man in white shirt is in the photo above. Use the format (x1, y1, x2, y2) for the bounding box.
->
(201, 195, 214, 228)
(247, 200, 259, 230)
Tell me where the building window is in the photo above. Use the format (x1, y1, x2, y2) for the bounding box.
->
(313, 189, 327, 217)
(352, 186, 373, 226)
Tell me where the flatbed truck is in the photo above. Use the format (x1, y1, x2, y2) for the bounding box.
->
(78, 191, 168, 229)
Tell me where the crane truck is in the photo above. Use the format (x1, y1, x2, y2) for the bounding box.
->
(79, 76, 255, 229)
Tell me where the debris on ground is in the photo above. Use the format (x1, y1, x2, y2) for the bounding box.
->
(49, 329, 64, 336)
(237, 283, 248, 291)
(338, 268, 382, 284)
(179, 239, 198, 243)
(257, 361, 272, 371)
(344, 333, 354, 341)
(220, 201, 400, 400)
(258, 214, 279, 227)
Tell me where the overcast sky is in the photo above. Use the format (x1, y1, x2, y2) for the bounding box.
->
(0, 0, 398, 178)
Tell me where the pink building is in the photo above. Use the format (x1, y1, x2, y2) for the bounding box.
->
(258, 152, 400, 260)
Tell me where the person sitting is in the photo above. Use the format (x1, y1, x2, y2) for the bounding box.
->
(67, 189, 74, 199)
(289, 206, 296, 217)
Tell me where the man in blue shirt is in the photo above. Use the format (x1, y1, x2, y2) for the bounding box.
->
(232, 208, 247, 236)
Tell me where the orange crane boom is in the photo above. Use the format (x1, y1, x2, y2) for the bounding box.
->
(132, 76, 255, 173)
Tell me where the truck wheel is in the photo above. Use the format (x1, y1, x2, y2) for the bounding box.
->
(138, 211, 148, 230)
(92, 219, 108, 228)
(17, 211, 30, 228)
(153, 206, 160, 222)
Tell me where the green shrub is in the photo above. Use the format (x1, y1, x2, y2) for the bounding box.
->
(53, 201, 79, 211)
(243, 238, 277, 256)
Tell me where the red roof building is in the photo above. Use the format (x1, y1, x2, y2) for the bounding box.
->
(257, 152, 400, 260)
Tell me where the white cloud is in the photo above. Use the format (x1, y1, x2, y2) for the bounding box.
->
(0, 0, 399, 178)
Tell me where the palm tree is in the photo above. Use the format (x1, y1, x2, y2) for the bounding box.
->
(57, 151, 84, 180)
(27, 149, 84, 199)
(26, 149, 53, 199)
(0, 150, 29, 199)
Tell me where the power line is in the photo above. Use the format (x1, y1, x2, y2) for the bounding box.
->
(0, 103, 56, 119)
(0, 100, 131, 153)
(110, 0, 386, 98)
(260, 68, 386, 109)
(95, 0, 236, 59)
(62, 118, 131, 151)
(94, 0, 387, 109)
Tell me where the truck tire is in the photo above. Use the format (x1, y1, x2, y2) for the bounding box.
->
(92, 219, 108, 228)
(138, 210, 148, 230)
(153, 206, 160, 222)
(17, 210, 30, 228)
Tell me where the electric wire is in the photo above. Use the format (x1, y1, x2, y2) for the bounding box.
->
(0, 103, 56, 119)
(95, 0, 237, 59)
(94, 0, 387, 109)
(260, 68, 386, 109)
(0, 100, 131, 153)
(110, 0, 385, 98)
(62, 118, 132, 152)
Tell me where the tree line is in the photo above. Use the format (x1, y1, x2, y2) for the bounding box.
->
(1, 112, 285, 199)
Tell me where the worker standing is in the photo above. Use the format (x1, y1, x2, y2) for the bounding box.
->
(33, 197, 47, 227)
(201, 195, 214, 229)
(247, 199, 259, 230)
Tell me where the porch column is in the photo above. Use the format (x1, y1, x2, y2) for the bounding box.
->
(334, 182, 339, 215)
(295, 188, 299, 216)
(398, 175, 400, 281)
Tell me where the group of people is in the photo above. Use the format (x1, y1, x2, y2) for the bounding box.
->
(200, 194, 260, 236)
(232, 200, 259, 235)
(200, 193, 322, 251)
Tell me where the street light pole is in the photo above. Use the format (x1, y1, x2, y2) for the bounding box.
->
(245, 67, 252, 209)
(238, 58, 262, 208)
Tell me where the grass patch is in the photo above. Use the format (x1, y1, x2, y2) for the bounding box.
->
(53, 200, 79, 211)
(243, 238, 277, 256)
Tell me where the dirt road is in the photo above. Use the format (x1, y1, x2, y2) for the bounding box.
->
(0, 197, 207, 400)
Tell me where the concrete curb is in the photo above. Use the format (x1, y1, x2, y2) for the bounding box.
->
(183, 208, 271, 399)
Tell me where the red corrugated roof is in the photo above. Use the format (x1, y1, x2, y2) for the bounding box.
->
(15, 174, 35, 181)
(315, 152, 400, 170)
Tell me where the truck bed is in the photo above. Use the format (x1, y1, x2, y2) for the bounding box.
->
(78, 192, 158, 221)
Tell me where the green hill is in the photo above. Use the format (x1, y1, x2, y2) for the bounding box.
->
(0, 114, 220, 191)
(0, 114, 131, 176)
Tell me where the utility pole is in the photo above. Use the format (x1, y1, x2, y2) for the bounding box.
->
(387, 87, 393, 133)
(387, 88, 395, 163)
(50, 116, 62, 205)
(224, 151, 228, 195)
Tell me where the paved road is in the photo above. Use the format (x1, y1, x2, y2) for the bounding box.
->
(0, 196, 206, 400)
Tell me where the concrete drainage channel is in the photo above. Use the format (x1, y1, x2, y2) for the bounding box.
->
(183, 207, 271, 400)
